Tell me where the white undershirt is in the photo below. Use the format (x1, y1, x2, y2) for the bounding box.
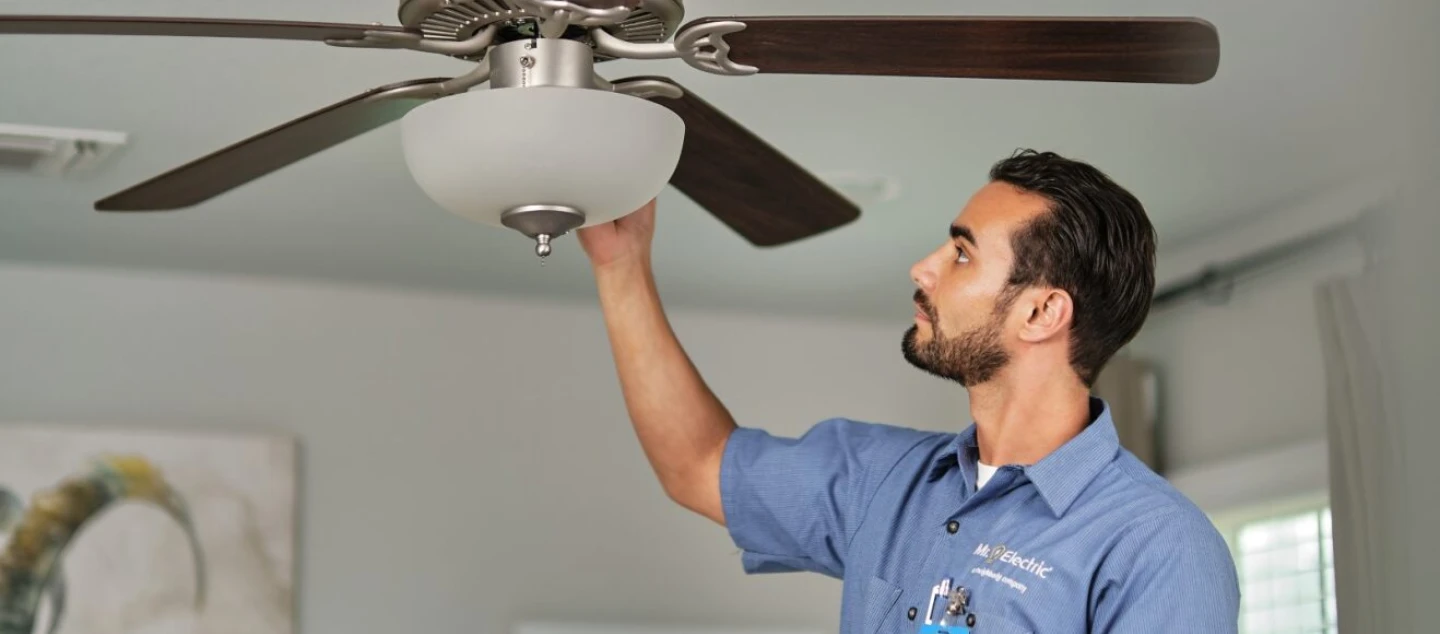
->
(977, 462, 999, 490)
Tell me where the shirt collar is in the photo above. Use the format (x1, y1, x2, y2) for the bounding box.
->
(926, 397, 1121, 518)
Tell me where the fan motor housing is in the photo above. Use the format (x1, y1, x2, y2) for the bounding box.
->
(396, 0, 684, 60)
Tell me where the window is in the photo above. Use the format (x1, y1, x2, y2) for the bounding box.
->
(1227, 505, 1337, 634)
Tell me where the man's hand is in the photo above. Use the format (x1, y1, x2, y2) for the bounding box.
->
(577, 198, 656, 271)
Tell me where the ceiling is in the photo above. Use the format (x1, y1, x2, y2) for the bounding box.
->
(0, 0, 1397, 322)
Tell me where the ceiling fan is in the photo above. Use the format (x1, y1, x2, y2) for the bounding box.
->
(1, 1, 1220, 257)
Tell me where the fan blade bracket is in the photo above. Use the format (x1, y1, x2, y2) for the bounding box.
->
(673, 21, 758, 76)
(436, 59, 494, 94)
(610, 77, 684, 100)
(591, 22, 757, 76)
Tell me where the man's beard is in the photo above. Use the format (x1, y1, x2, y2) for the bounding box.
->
(902, 289, 1011, 386)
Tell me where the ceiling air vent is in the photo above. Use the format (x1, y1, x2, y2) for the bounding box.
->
(0, 123, 127, 177)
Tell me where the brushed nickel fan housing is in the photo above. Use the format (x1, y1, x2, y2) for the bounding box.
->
(396, 0, 683, 60)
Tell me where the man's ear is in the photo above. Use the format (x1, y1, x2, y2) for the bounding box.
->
(1016, 288, 1073, 343)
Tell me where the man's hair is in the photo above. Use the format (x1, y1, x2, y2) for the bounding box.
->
(988, 149, 1157, 387)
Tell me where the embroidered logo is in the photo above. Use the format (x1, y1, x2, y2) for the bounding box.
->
(973, 542, 1054, 579)
(985, 544, 1008, 564)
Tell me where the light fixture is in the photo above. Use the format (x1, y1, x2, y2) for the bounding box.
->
(400, 38, 686, 257)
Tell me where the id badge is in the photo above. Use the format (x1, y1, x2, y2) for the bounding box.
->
(918, 579, 973, 634)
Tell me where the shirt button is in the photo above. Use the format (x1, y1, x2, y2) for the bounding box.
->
(907, 607, 918, 621)
(947, 520, 960, 534)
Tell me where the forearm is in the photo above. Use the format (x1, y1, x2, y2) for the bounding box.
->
(594, 258, 736, 523)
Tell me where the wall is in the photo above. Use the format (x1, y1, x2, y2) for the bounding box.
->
(1127, 177, 1383, 501)
(0, 262, 963, 634)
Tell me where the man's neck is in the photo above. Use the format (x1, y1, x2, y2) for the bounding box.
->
(966, 368, 1092, 467)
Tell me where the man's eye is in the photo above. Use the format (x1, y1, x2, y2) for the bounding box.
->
(955, 245, 970, 263)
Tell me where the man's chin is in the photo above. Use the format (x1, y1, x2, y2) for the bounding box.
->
(904, 323, 931, 341)
(901, 325, 921, 350)
(900, 327, 931, 369)
(901, 326, 978, 386)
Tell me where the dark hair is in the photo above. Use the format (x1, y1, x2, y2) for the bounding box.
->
(989, 149, 1156, 387)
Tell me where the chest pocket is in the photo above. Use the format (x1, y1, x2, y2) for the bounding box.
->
(859, 575, 903, 634)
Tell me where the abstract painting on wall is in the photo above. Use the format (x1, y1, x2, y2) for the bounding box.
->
(0, 424, 297, 634)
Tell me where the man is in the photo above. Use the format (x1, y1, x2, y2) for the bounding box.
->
(578, 149, 1240, 633)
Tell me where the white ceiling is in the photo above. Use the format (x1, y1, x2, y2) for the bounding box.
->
(0, 0, 1396, 321)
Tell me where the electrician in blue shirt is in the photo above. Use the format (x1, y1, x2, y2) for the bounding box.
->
(578, 149, 1241, 634)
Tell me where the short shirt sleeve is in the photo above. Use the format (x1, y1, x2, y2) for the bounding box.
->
(718, 418, 938, 579)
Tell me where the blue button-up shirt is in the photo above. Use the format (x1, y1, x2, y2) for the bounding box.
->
(720, 398, 1239, 634)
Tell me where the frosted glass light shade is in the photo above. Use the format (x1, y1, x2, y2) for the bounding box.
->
(400, 86, 685, 229)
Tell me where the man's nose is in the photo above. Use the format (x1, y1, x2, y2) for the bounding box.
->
(910, 255, 936, 293)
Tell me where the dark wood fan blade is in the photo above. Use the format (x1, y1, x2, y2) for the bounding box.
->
(0, 15, 415, 41)
(618, 76, 859, 247)
(681, 16, 1220, 84)
(96, 78, 450, 212)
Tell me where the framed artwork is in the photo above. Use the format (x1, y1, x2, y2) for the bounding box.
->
(0, 424, 297, 634)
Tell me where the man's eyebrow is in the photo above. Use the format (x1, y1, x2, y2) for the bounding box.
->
(950, 224, 976, 246)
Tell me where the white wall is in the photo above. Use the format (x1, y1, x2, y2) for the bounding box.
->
(1128, 177, 1383, 500)
(0, 262, 962, 634)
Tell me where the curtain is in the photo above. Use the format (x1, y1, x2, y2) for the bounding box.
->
(1314, 275, 1407, 634)
(1092, 353, 1162, 473)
